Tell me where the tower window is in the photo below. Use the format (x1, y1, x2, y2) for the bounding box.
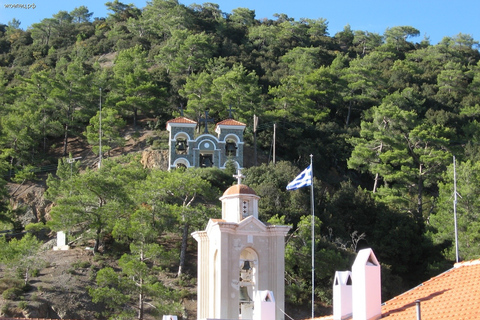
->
(242, 200, 249, 218)
(226, 140, 237, 157)
(175, 138, 188, 155)
(200, 154, 213, 167)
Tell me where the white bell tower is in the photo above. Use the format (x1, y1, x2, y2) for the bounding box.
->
(192, 170, 291, 320)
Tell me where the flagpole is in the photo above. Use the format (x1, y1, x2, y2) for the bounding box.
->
(310, 154, 315, 320)
(284, 158, 315, 319)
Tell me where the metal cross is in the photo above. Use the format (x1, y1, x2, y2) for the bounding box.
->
(198, 109, 215, 134)
(178, 103, 184, 117)
(233, 169, 245, 185)
(228, 104, 235, 119)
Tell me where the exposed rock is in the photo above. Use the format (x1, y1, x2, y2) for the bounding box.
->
(7, 182, 52, 227)
(141, 149, 169, 170)
(22, 300, 51, 318)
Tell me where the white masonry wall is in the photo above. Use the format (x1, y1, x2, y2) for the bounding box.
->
(333, 271, 352, 320)
(352, 248, 381, 320)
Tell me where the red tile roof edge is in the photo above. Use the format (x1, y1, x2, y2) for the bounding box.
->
(216, 119, 246, 126)
(166, 116, 197, 124)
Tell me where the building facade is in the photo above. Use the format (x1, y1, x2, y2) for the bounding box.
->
(192, 174, 290, 320)
(166, 117, 246, 170)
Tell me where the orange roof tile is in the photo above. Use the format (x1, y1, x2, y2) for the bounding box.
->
(223, 184, 257, 196)
(381, 259, 480, 320)
(216, 119, 246, 126)
(309, 259, 480, 320)
(166, 116, 197, 124)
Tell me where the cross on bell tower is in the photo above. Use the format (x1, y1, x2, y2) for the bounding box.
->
(198, 109, 215, 134)
(228, 104, 235, 119)
(233, 169, 245, 185)
(178, 103, 184, 116)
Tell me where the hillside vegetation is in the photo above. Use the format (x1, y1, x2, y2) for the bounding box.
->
(1, 0, 480, 319)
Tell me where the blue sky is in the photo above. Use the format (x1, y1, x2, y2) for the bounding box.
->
(1, 0, 478, 45)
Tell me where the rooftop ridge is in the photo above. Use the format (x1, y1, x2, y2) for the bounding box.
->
(454, 258, 480, 268)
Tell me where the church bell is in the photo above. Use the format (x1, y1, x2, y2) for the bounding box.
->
(176, 139, 187, 154)
(239, 286, 252, 302)
(226, 142, 237, 156)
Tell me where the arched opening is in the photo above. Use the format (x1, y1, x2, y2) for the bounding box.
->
(226, 139, 237, 157)
(239, 248, 258, 319)
(175, 134, 189, 155)
(173, 158, 190, 169)
(200, 153, 213, 167)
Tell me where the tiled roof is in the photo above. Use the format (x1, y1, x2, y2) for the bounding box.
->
(166, 117, 197, 124)
(216, 119, 246, 126)
(223, 184, 257, 196)
(311, 259, 480, 320)
(381, 259, 480, 319)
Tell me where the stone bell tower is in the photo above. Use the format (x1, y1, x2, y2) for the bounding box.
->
(192, 171, 290, 320)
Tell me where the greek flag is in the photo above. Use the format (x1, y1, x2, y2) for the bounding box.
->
(286, 165, 312, 190)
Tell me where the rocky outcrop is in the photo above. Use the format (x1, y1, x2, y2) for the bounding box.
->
(7, 182, 52, 227)
(140, 149, 169, 170)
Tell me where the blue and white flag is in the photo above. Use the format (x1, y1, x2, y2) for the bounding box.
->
(286, 165, 312, 190)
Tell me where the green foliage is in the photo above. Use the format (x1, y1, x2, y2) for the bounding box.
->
(0, 0, 480, 312)
(85, 108, 126, 157)
(18, 301, 28, 310)
(429, 160, 480, 261)
(0, 278, 24, 295)
(244, 162, 311, 224)
(0, 233, 43, 285)
(46, 158, 136, 253)
(2, 287, 23, 300)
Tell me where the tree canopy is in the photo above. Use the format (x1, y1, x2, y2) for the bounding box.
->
(1, 0, 480, 317)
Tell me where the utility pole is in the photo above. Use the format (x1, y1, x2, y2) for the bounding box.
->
(453, 155, 460, 263)
(273, 123, 276, 165)
(67, 156, 82, 179)
(98, 88, 102, 169)
(253, 114, 258, 166)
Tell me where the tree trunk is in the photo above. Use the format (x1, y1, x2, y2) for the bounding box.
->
(138, 248, 145, 319)
(93, 227, 101, 253)
(417, 164, 424, 223)
(24, 266, 29, 286)
(133, 107, 138, 129)
(63, 123, 69, 156)
(346, 100, 353, 127)
(177, 222, 189, 277)
(373, 142, 383, 193)
(138, 281, 144, 319)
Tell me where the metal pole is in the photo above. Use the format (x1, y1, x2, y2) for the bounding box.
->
(273, 123, 276, 165)
(310, 154, 315, 320)
(253, 115, 258, 166)
(415, 300, 422, 320)
(98, 88, 102, 169)
(453, 155, 459, 263)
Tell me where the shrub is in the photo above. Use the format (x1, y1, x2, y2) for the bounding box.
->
(30, 268, 40, 277)
(0, 278, 23, 294)
(2, 287, 23, 300)
(72, 261, 91, 269)
(18, 301, 28, 310)
(1, 302, 10, 315)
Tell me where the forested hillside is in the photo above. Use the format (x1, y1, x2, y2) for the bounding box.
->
(1, 0, 480, 318)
